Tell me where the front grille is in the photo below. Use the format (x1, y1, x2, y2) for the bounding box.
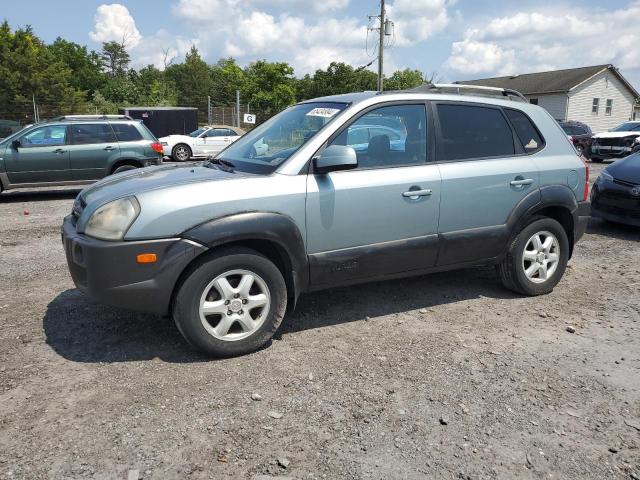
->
(71, 197, 86, 225)
(594, 138, 625, 147)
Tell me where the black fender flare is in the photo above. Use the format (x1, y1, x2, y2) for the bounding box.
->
(506, 184, 580, 248)
(181, 211, 309, 304)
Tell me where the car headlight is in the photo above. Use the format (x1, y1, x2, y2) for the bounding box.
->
(84, 197, 140, 241)
(598, 170, 613, 183)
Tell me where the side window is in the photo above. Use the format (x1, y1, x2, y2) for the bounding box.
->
(504, 109, 544, 153)
(20, 125, 67, 147)
(111, 123, 143, 142)
(205, 129, 231, 137)
(436, 104, 515, 161)
(70, 123, 117, 145)
(330, 104, 427, 169)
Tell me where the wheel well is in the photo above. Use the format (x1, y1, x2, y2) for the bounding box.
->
(110, 159, 142, 174)
(173, 143, 191, 152)
(169, 238, 297, 316)
(531, 205, 575, 256)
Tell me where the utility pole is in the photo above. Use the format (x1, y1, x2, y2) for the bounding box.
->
(368, 1, 393, 92)
(207, 96, 212, 125)
(377, 0, 385, 92)
(236, 90, 241, 128)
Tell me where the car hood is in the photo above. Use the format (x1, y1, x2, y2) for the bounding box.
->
(606, 153, 640, 184)
(593, 131, 640, 139)
(80, 164, 255, 208)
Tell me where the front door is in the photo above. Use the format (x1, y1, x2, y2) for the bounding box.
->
(433, 102, 541, 265)
(4, 124, 70, 184)
(67, 123, 120, 181)
(197, 128, 232, 156)
(305, 103, 441, 287)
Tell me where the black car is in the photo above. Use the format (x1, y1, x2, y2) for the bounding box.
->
(559, 120, 592, 157)
(591, 153, 640, 226)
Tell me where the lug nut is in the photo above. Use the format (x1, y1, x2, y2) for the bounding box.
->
(242, 299, 248, 304)
(234, 293, 240, 298)
(239, 310, 244, 315)
(227, 310, 232, 315)
(225, 300, 230, 305)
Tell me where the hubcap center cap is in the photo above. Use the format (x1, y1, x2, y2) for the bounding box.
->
(229, 299, 243, 312)
(537, 252, 546, 263)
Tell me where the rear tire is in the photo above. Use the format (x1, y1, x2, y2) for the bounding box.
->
(173, 247, 287, 357)
(498, 217, 569, 296)
(172, 144, 192, 162)
(112, 164, 138, 174)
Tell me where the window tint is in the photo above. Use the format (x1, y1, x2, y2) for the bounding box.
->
(505, 109, 544, 153)
(436, 104, 515, 161)
(111, 123, 143, 142)
(21, 125, 67, 147)
(330, 104, 427, 169)
(70, 123, 116, 144)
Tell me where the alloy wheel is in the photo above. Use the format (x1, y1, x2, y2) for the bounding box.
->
(522, 230, 560, 284)
(199, 269, 271, 341)
(175, 146, 190, 161)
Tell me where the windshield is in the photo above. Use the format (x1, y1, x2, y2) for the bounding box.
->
(189, 128, 208, 137)
(214, 102, 348, 174)
(612, 122, 640, 132)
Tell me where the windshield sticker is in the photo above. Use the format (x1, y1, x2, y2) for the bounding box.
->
(525, 139, 538, 149)
(306, 108, 341, 118)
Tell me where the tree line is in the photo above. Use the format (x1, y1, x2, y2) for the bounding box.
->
(0, 21, 429, 125)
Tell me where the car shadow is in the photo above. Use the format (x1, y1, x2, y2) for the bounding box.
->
(44, 267, 517, 363)
(0, 188, 82, 203)
(586, 217, 640, 241)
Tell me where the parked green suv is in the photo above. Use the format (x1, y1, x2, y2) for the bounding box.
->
(0, 115, 163, 192)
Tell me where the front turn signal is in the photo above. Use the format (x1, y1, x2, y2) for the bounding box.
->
(136, 253, 157, 264)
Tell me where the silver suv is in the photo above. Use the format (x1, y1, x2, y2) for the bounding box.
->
(62, 85, 590, 357)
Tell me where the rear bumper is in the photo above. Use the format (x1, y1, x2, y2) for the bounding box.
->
(62, 216, 207, 315)
(574, 201, 590, 243)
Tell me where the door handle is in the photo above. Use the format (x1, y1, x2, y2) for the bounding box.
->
(402, 188, 433, 198)
(103, 146, 115, 151)
(510, 178, 534, 186)
(53, 148, 66, 154)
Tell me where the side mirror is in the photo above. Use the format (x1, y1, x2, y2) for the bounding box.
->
(313, 145, 357, 174)
(11, 139, 20, 150)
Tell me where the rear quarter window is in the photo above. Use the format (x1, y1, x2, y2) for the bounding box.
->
(111, 123, 144, 142)
(505, 109, 545, 153)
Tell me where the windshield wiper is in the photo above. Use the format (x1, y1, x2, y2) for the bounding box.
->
(204, 156, 235, 172)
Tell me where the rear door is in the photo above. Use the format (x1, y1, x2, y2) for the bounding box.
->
(67, 123, 120, 180)
(4, 124, 70, 184)
(434, 102, 541, 265)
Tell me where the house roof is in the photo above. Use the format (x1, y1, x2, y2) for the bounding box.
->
(457, 65, 640, 99)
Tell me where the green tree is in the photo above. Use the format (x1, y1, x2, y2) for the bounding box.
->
(165, 46, 212, 122)
(48, 38, 104, 94)
(384, 68, 425, 91)
(209, 57, 245, 106)
(243, 60, 296, 120)
(133, 65, 178, 105)
(299, 62, 377, 100)
(100, 40, 130, 76)
(0, 21, 87, 122)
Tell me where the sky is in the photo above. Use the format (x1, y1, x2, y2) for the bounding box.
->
(4, 0, 640, 86)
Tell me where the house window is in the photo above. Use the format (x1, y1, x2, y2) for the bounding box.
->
(592, 98, 599, 114)
(606, 99, 613, 116)
(529, 98, 538, 105)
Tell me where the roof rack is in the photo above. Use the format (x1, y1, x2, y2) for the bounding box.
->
(49, 114, 134, 121)
(392, 83, 529, 103)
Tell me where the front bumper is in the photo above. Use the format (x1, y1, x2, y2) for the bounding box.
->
(590, 144, 633, 159)
(62, 216, 207, 315)
(591, 183, 640, 226)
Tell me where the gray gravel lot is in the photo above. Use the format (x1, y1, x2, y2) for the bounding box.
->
(0, 162, 639, 479)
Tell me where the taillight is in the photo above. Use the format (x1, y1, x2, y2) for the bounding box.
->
(150, 142, 164, 155)
(580, 156, 589, 201)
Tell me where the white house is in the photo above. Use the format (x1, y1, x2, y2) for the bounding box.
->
(458, 65, 640, 133)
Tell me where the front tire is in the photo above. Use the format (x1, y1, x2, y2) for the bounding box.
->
(172, 144, 192, 162)
(173, 247, 287, 357)
(498, 217, 569, 296)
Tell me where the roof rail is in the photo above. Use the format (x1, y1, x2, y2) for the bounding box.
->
(392, 83, 529, 103)
(50, 114, 134, 121)
(433, 83, 529, 102)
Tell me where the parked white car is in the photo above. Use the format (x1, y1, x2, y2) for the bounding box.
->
(159, 125, 245, 161)
(590, 121, 640, 162)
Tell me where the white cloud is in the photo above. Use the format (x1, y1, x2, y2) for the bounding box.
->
(387, 0, 453, 47)
(445, 2, 640, 79)
(89, 3, 142, 48)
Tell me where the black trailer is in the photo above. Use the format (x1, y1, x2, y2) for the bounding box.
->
(118, 107, 198, 138)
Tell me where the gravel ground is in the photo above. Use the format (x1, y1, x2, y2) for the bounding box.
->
(0, 162, 639, 479)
